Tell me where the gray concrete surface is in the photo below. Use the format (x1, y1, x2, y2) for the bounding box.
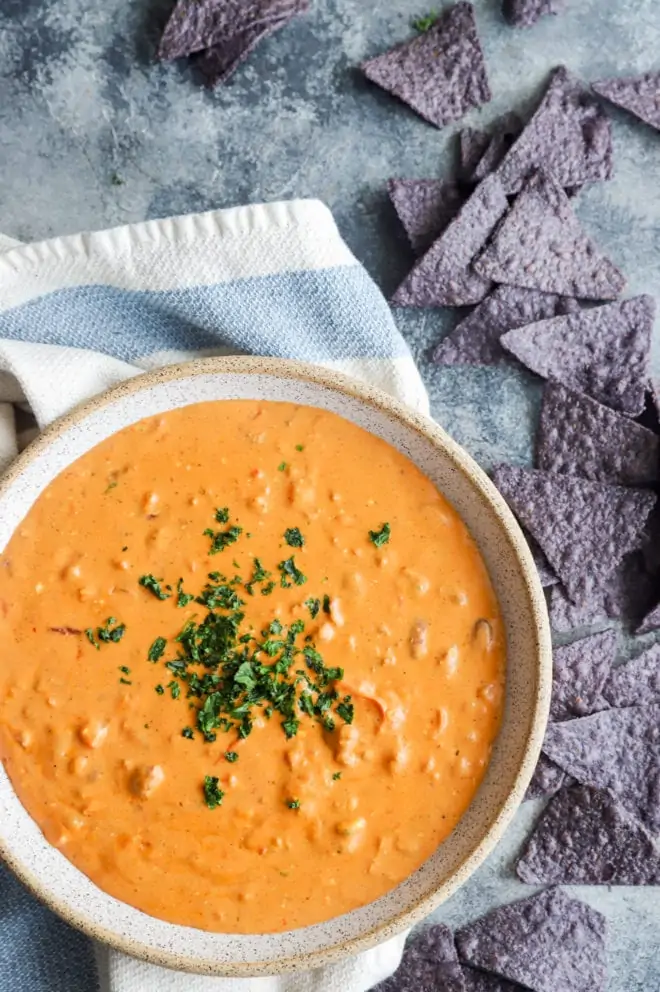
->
(1, 0, 659, 987)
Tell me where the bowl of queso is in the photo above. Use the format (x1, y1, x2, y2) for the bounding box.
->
(0, 357, 551, 976)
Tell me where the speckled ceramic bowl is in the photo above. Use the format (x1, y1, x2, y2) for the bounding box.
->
(0, 357, 551, 976)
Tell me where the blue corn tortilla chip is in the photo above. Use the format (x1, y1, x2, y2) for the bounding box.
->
(392, 175, 508, 307)
(492, 465, 657, 606)
(537, 381, 660, 485)
(637, 379, 660, 434)
(547, 547, 659, 631)
(462, 965, 523, 991)
(543, 705, 660, 833)
(525, 753, 567, 800)
(361, 3, 491, 130)
(495, 67, 613, 193)
(456, 887, 607, 992)
(388, 179, 465, 255)
(373, 923, 466, 992)
(475, 171, 626, 300)
(501, 296, 653, 416)
(432, 286, 577, 366)
(460, 114, 523, 183)
(517, 784, 660, 885)
(602, 643, 660, 707)
(192, 17, 294, 85)
(526, 531, 559, 587)
(503, 0, 561, 27)
(637, 599, 660, 635)
(593, 72, 660, 133)
(158, 0, 305, 60)
(550, 629, 616, 721)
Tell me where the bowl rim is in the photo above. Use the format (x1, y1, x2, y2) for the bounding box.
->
(0, 355, 552, 976)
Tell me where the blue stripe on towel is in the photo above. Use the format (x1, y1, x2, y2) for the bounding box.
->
(0, 267, 406, 363)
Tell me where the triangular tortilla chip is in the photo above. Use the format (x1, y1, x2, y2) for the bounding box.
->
(543, 705, 660, 832)
(537, 381, 660, 484)
(392, 175, 508, 307)
(456, 888, 607, 992)
(432, 286, 576, 366)
(374, 924, 466, 992)
(492, 465, 656, 605)
(192, 16, 295, 85)
(495, 67, 612, 193)
(159, 0, 305, 60)
(460, 128, 491, 178)
(388, 179, 465, 255)
(474, 171, 625, 300)
(462, 965, 521, 991)
(602, 643, 660, 707)
(593, 72, 660, 133)
(525, 753, 567, 800)
(550, 629, 616, 721)
(501, 296, 653, 415)
(517, 785, 660, 885)
(503, 0, 561, 28)
(361, 3, 491, 129)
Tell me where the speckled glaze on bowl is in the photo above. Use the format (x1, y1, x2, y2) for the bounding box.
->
(0, 357, 551, 977)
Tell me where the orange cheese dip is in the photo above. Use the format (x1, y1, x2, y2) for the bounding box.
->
(0, 400, 504, 934)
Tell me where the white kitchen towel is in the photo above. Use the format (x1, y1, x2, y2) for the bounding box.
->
(0, 199, 427, 992)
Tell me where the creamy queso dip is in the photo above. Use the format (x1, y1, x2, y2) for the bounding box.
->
(0, 400, 505, 933)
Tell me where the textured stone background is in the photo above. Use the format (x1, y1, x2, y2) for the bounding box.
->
(1, 0, 659, 988)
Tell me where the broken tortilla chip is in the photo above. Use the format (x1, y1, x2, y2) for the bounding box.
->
(373, 923, 466, 992)
(517, 784, 660, 886)
(543, 705, 660, 833)
(159, 0, 305, 61)
(501, 296, 653, 416)
(492, 465, 656, 606)
(474, 171, 625, 300)
(388, 179, 465, 255)
(602, 643, 660, 708)
(495, 66, 612, 193)
(456, 887, 607, 992)
(593, 72, 660, 133)
(536, 381, 660, 485)
(392, 175, 508, 307)
(432, 286, 577, 366)
(503, 0, 562, 28)
(361, 2, 490, 129)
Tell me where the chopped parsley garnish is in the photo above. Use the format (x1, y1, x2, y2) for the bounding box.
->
(278, 556, 307, 588)
(284, 527, 305, 548)
(286, 798, 300, 809)
(204, 524, 243, 555)
(176, 578, 195, 608)
(336, 696, 354, 724)
(368, 522, 391, 548)
(332, 771, 342, 781)
(244, 556, 271, 596)
(261, 581, 276, 595)
(411, 9, 439, 32)
(119, 677, 132, 685)
(322, 594, 331, 615)
(104, 479, 118, 493)
(119, 665, 131, 675)
(168, 680, 181, 700)
(182, 727, 194, 739)
(203, 775, 225, 810)
(277, 461, 287, 472)
(305, 597, 321, 619)
(139, 574, 171, 600)
(224, 751, 239, 762)
(215, 507, 230, 523)
(295, 444, 304, 452)
(155, 684, 165, 695)
(86, 618, 125, 647)
(148, 636, 167, 663)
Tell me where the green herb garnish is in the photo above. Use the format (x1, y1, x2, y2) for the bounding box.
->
(368, 522, 391, 547)
(286, 798, 300, 809)
(215, 507, 230, 523)
(203, 775, 225, 810)
(411, 9, 439, 32)
(305, 597, 321, 619)
(295, 444, 304, 452)
(168, 680, 181, 700)
(155, 684, 165, 695)
(224, 751, 239, 763)
(204, 518, 243, 555)
(284, 527, 305, 548)
(139, 574, 171, 600)
(332, 771, 342, 781)
(182, 727, 194, 739)
(277, 461, 287, 472)
(176, 578, 195, 608)
(336, 696, 354, 724)
(322, 594, 331, 615)
(148, 636, 167, 663)
(85, 628, 99, 650)
(119, 677, 132, 685)
(278, 556, 307, 588)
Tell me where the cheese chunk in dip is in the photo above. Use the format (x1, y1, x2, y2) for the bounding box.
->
(0, 401, 505, 933)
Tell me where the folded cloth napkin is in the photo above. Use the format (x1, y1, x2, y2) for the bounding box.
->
(0, 199, 427, 992)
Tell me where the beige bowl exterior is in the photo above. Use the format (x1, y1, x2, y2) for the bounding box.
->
(0, 356, 551, 976)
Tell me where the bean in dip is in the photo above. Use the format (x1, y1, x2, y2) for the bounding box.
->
(0, 401, 505, 933)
